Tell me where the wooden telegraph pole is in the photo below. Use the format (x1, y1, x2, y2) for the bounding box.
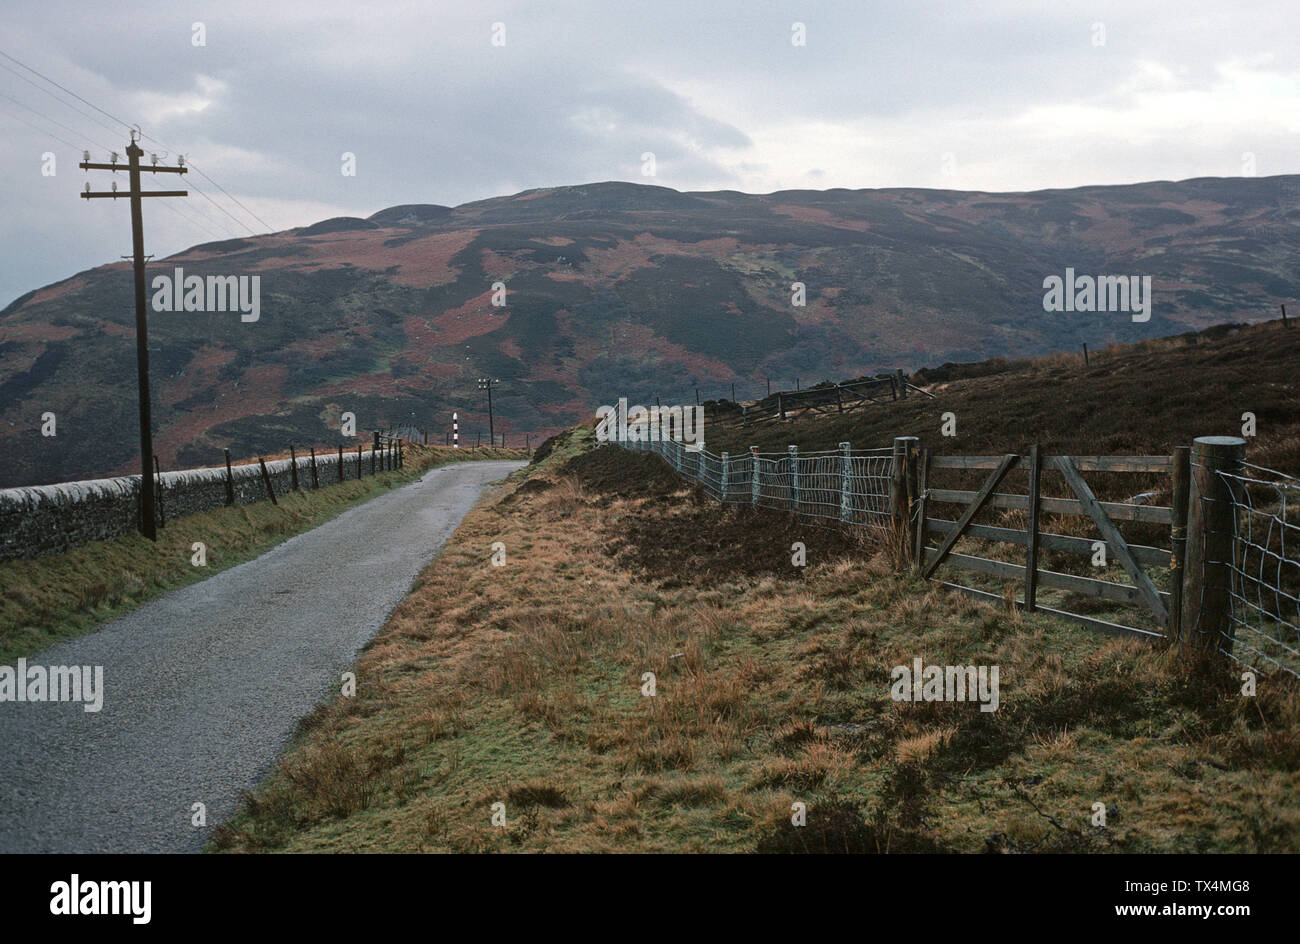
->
(477, 377, 499, 443)
(80, 136, 188, 540)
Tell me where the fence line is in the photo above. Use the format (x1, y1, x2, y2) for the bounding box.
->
(614, 433, 1300, 680)
(0, 432, 409, 561)
(618, 438, 895, 534)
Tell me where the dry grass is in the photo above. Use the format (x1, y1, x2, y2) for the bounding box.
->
(212, 428, 1300, 853)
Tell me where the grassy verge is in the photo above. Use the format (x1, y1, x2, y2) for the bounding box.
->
(0, 445, 528, 663)
(212, 430, 1299, 853)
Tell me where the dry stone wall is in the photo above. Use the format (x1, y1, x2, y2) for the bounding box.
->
(0, 450, 377, 561)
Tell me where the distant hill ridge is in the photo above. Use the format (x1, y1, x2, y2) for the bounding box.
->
(0, 176, 1296, 487)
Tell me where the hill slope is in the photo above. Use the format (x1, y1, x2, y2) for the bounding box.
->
(1, 176, 1297, 487)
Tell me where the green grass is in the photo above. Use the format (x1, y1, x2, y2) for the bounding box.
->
(0, 445, 527, 663)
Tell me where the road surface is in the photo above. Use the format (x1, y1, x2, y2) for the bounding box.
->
(0, 459, 523, 853)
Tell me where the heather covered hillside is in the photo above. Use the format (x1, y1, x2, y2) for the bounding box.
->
(1, 176, 1297, 487)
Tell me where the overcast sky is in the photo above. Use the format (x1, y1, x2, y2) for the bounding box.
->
(0, 0, 1296, 307)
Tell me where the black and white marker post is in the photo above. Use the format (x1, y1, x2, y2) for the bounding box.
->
(453, 411, 459, 449)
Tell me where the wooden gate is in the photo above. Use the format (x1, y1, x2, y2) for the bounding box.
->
(915, 447, 1190, 640)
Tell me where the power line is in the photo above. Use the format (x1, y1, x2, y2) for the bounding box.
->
(0, 104, 85, 151)
(0, 47, 275, 236)
(0, 59, 126, 141)
(185, 199, 246, 239)
(0, 89, 115, 152)
(0, 91, 242, 244)
(0, 49, 134, 135)
(187, 163, 273, 232)
(154, 197, 231, 242)
(186, 178, 259, 236)
(174, 197, 246, 239)
(0, 94, 244, 241)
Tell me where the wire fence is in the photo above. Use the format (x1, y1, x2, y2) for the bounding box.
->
(616, 437, 895, 535)
(1217, 462, 1300, 678)
(620, 435, 1300, 680)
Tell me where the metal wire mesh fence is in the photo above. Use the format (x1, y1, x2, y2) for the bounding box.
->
(1216, 462, 1300, 678)
(615, 437, 895, 535)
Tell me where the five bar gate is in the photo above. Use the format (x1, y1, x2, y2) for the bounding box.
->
(916, 447, 1182, 640)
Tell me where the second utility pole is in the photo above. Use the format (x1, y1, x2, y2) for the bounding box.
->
(477, 377, 499, 444)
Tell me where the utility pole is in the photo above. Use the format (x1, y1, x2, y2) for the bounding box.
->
(477, 377, 499, 443)
(81, 136, 187, 541)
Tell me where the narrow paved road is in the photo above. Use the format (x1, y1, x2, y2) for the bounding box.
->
(0, 459, 523, 853)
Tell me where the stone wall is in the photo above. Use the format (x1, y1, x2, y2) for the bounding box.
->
(0, 447, 397, 561)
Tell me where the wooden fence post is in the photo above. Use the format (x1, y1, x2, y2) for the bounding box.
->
(309, 447, 319, 489)
(224, 448, 235, 505)
(357, 444, 363, 479)
(337, 445, 344, 482)
(895, 368, 907, 399)
(1167, 445, 1190, 642)
(721, 452, 729, 501)
(371, 440, 377, 475)
(1024, 444, 1042, 611)
(788, 445, 799, 512)
(289, 444, 299, 490)
(750, 446, 760, 506)
(1182, 436, 1245, 658)
(778, 392, 785, 420)
(258, 457, 278, 505)
(839, 442, 852, 523)
(913, 448, 929, 574)
(891, 436, 919, 566)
